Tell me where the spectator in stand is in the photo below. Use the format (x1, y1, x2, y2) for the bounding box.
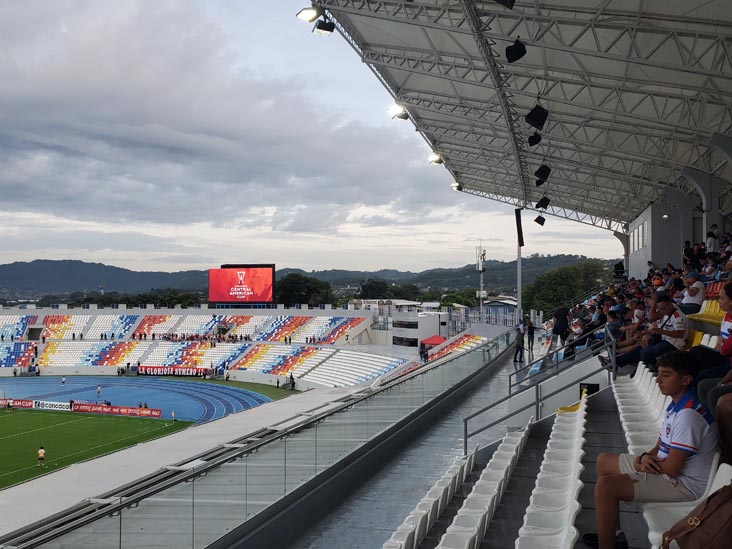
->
(552, 305, 571, 345)
(586, 351, 718, 549)
(706, 230, 720, 254)
(689, 282, 732, 385)
(526, 321, 535, 351)
(513, 328, 524, 363)
(601, 295, 687, 373)
(679, 271, 705, 314)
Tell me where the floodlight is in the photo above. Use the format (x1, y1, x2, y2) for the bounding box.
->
(428, 153, 443, 165)
(451, 182, 463, 191)
(534, 215, 546, 226)
(528, 132, 542, 146)
(525, 104, 549, 131)
(312, 19, 335, 35)
(536, 196, 551, 209)
(534, 164, 551, 181)
(535, 179, 544, 187)
(505, 39, 527, 63)
(661, 213, 670, 219)
(388, 104, 409, 120)
(296, 6, 322, 23)
(493, 0, 516, 9)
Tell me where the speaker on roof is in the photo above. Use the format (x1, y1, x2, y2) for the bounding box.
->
(534, 215, 546, 226)
(493, 0, 516, 9)
(535, 164, 551, 181)
(515, 208, 525, 247)
(525, 104, 549, 131)
(528, 132, 542, 146)
(536, 196, 551, 210)
(505, 39, 527, 63)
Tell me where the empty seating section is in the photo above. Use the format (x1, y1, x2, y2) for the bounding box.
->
(429, 335, 487, 363)
(84, 315, 140, 339)
(143, 341, 250, 368)
(0, 314, 36, 340)
(292, 316, 345, 343)
(301, 349, 407, 387)
(38, 341, 151, 368)
(384, 446, 480, 549)
(257, 316, 312, 342)
(41, 315, 91, 339)
(230, 344, 334, 375)
(228, 316, 272, 338)
(0, 342, 35, 367)
(173, 315, 225, 336)
(321, 316, 366, 343)
(133, 315, 177, 337)
(610, 363, 732, 547)
(515, 394, 588, 548)
(220, 315, 254, 335)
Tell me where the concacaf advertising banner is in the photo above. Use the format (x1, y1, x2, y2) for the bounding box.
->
(73, 403, 162, 418)
(137, 366, 209, 377)
(208, 264, 274, 303)
(33, 400, 72, 412)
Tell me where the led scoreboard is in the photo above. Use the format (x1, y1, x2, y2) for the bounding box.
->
(208, 264, 275, 303)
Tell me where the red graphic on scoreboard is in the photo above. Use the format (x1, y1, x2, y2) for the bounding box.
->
(208, 265, 274, 303)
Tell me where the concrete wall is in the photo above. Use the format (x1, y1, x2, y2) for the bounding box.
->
(628, 203, 681, 279)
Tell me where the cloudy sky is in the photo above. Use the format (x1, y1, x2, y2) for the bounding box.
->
(0, 0, 621, 273)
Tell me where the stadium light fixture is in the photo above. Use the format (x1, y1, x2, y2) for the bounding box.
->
(312, 18, 335, 35)
(493, 0, 516, 9)
(534, 215, 546, 226)
(536, 196, 551, 210)
(534, 164, 551, 182)
(428, 152, 443, 165)
(388, 104, 409, 120)
(296, 6, 323, 23)
(528, 132, 542, 146)
(525, 104, 549, 131)
(451, 182, 463, 191)
(505, 39, 527, 63)
(661, 213, 670, 220)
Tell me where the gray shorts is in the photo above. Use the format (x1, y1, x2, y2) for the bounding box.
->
(618, 454, 696, 502)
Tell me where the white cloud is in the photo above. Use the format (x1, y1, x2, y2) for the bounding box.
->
(0, 0, 621, 273)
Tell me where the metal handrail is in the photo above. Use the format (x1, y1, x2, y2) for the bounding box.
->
(462, 326, 618, 454)
(463, 362, 612, 454)
(508, 323, 608, 393)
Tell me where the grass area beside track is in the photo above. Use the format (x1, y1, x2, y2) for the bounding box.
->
(159, 376, 295, 400)
(0, 409, 190, 489)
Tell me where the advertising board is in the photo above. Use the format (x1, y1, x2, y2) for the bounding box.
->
(73, 403, 162, 418)
(137, 366, 209, 377)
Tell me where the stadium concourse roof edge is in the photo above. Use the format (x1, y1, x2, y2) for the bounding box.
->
(0, 385, 353, 537)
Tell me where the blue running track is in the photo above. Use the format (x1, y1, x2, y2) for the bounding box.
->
(0, 376, 271, 423)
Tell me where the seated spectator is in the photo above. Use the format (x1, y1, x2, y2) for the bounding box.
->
(689, 281, 732, 384)
(585, 351, 718, 549)
(717, 393, 732, 462)
(700, 255, 719, 281)
(679, 271, 705, 314)
(600, 294, 687, 373)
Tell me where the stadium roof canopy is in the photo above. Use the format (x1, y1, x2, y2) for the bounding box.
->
(312, 0, 732, 232)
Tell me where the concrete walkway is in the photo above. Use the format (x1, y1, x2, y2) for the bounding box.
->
(0, 387, 350, 537)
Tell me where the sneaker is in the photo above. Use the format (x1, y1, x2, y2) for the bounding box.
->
(582, 532, 628, 549)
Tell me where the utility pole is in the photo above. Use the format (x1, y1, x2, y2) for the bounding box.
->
(476, 244, 486, 323)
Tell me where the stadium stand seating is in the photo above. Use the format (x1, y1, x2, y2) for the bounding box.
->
(228, 315, 272, 338)
(41, 315, 91, 339)
(133, 314, 178, 337)
(0, 342, 35, 368)
(300, 349, 407, 387)
(229, 344, 335, 376)
(142, 341, 251, 369)
(84, 315, 140, 339)
(172, 314, 226, 336)
(38, 341, 151, 368)
(0, 314, 37, 340)
(256, 315, 311, 342)
(428, 335, 487, 363)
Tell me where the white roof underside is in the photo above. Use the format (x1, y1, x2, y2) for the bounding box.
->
(317, 0, 732, 232)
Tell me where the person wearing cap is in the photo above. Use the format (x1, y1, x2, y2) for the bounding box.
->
(680, 271, 705, 315)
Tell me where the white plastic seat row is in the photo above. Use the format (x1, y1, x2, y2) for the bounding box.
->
(643, 458, 727, 548)
(515, 394, 588, 548)
(384, 446, 479, 549)
(433, 418, 534, 549)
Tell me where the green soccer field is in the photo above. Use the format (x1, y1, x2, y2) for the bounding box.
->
(0, 409, 190, 490)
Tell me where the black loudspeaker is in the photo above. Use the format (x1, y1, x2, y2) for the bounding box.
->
(515, 208, 525, 247)
(534, 215, 546, 226)
(535, 164, 551, 181)
(528, 132, 542, 146)
(525, 104, 549, 131)
(536, 196, 551, 209)
(494, 0, 516, 8)
(505, 39, 527, 63)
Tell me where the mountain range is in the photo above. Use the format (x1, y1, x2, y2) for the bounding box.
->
(0, 256, 613, 299)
